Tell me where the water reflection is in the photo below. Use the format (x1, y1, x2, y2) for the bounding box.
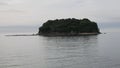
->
(0, 33, 119, 68)
(42, 35, 99, 68)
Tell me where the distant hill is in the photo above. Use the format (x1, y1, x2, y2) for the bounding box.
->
(38, 18, 100, 36)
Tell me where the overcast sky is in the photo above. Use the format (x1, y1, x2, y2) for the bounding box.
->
(0, 0, 120, 26)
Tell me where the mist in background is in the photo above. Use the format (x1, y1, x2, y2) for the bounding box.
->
(0, 0, 120, 33)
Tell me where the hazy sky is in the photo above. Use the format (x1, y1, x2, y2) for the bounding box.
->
(0, 0, 120, 26)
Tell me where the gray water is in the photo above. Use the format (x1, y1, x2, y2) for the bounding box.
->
(0, 29, 120, 68)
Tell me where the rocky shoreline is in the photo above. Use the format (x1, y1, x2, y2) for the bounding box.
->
(6, 34, 37, 36)
(38, 32, 100, 36)
(6, 32, 101, 36)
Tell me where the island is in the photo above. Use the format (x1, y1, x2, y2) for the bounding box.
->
(38, 18, 100, 36)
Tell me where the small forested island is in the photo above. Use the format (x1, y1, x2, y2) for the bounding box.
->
(38, 18, 100, 36)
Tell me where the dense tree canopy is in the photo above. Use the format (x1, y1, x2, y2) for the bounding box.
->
(38, 18, 100, 35)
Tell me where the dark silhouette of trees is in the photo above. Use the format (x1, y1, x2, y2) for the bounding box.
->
(38, 18, 100, 35)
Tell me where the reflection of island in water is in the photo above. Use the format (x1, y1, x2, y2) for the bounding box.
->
(43, 36, 99, 68)
(38, 18, 100, 36)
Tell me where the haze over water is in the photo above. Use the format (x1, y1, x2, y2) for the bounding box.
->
(0, 27, 120, 68)
(0, 0, 120, 67)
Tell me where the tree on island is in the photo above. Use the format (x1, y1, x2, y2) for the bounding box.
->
(38, 18, 100, 36)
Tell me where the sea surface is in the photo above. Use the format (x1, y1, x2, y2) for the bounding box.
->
(0, 27, 120, 68)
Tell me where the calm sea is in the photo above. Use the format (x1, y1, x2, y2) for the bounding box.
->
(0, 27, 120, 68)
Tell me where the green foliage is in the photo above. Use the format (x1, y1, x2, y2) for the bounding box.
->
(39, 18, 100, 34)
